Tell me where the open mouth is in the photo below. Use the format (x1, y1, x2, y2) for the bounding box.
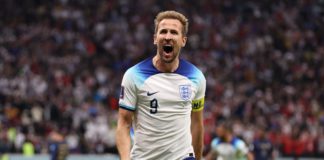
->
(163, 45, 173, 53)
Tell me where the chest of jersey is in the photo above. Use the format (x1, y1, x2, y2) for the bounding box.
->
(136, 73, 197, 115)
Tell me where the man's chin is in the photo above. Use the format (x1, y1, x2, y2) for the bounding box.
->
(161, 57, 175, 63)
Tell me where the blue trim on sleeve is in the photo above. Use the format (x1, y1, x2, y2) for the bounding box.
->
(119, 104, 136, 111)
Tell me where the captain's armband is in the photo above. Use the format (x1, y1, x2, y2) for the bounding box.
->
(192, 97, 205, 112)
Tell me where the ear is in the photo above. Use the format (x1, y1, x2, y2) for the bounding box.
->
(181, 36, 187, 47)
(153, 34, 157, 45)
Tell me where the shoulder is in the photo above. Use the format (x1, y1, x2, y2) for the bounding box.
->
(177, 59, 204, 76)
(232, 137, 246, 146)
(176, 59, 205, 83)
(232, 137, 249, 151)
(211, 138, 221, 148)
(125, 57, 154, 74)
(123, 57, 160, 85)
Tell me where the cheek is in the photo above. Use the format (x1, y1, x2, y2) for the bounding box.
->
(156, 37, 163, 44)
(177, 38, 185, 47)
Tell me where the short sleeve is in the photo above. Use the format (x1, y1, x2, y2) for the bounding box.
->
(119, 69, 137, 111)
(235, 139, 249, 155)
(192, 72, 206, 112)
(210, 138, 220, 151)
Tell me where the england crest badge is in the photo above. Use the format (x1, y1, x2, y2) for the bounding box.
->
(179, 85, 191, 101)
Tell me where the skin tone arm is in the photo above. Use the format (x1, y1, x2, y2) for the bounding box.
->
(116, 108, 134, 160)
(191, 110, 204, 160)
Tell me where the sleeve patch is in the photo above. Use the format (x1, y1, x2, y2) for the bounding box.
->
(192, 97, 204, 112)
(120, 86, 125, 99)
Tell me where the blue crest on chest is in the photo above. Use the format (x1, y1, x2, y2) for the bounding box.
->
(179, 85, 191, 101)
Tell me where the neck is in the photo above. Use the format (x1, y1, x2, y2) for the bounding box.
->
(225, 134, 233, 142)
(153, 55, 179, 73)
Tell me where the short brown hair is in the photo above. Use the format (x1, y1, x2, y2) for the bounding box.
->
(154, 10, 188, 36)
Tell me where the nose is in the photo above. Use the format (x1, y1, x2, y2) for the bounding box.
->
(165, 32, 172, 41)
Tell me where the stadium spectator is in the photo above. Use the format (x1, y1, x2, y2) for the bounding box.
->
(251, 126, 275, 160)
(205, 120, 254, 160)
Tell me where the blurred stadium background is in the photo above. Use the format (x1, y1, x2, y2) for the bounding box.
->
(0, 0, 324, 159)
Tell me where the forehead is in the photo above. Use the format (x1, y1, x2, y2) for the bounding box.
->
(157, 19, 182, 31)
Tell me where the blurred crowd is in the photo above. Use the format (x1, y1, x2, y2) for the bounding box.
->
(0, 0, 324, 158)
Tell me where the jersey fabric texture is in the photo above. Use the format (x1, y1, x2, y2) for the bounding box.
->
(210, 137, 249, 160)
(119, 57, 206, 160)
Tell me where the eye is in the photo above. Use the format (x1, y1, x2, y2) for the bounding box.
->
(170, 30, 178, 35)
(159, 29, 167, 34)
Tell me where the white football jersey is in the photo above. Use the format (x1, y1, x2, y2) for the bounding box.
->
(119, 57, 206, 160)
(210, 137, 249, 160)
